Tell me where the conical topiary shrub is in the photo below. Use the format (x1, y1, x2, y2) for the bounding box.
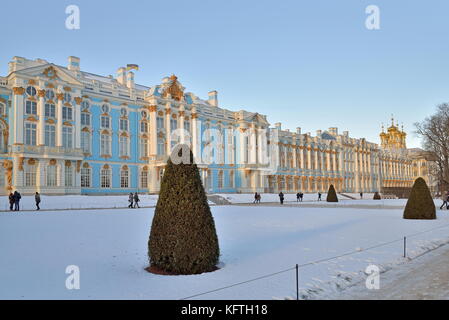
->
(373, 192, 381, 200)
(403, 177, 436, 220)
(326, 184, 338, 202)
(148, 144, 220, 274)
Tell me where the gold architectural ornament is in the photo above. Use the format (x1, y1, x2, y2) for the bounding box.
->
(65, 160, 72, 167)
(63, 86, 72, 92)
(158, 111, 164, 117)
(49, 159, 57, 166)
(76, 160, 82, 172)
(18, 157, 24, 171)
(191, 113, 198, 119)
(74, 97, 82, 105)
(184, 116, 189, 120)
(83, 162, 90, 169)
(148, 105, 157, 112)
(28, 79, 36, 85)
(46, 119, 55, 124)
(380, 116, 407, 150)
(56, 93, 64, 101)
(43, 66, 58, 79)
(46, 83, 55, 89)
(81, 127, 90, 132)
(27, 96, 37, 102)
(172, 114, 177, 119)
(37, 90, 46, 98)
(26, 116, 38, 122)
(178, 111, 185, 117)
(165, 108, 171, 115)
(162, 74, 184, 101)
(120, 132, 129, 137)
(101, 129, 110, 135)
(3, 160, 13, 191)
(103, 164, 110, 169)
(122, 165, 129, 171)
(63, 121, 73, 126)
(64, 102, 72, 107)
(13, 87, 25, 95)
(142, 166, 148, 171)
(28, 158, 36, 166)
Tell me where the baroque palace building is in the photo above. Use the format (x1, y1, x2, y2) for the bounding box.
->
(0, 56, 436, 195)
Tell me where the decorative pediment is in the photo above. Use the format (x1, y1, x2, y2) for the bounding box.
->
(16, 64, 83, 87)
(162, 74, 184, 101)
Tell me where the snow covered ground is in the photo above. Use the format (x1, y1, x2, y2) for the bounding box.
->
(1, 203, 449, 300)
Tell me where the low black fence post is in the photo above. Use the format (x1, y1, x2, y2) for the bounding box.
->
(296, 264, 299, 300)
(403, 236, 407, 258)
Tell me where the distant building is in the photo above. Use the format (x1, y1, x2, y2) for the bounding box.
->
(0, 56, 436, 195)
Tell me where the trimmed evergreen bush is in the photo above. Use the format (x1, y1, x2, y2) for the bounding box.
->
(326, 184, 338, 202)
(403, 177, 436, 220)
(148, 145, 220, 274)
(373, 192, 381, 200)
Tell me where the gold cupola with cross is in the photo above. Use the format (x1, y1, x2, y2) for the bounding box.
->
(380, 115, 407, 150)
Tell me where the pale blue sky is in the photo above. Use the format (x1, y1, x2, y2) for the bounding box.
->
(1, 0, 448, 147)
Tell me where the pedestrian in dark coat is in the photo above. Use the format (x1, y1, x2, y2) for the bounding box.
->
(8, 192, 14, 211)
(256, 193, 261, 203)
(13, 191, 21, 211)
(254, 192, 258, 204)
(299, 193, 304, 202)
(35, 192, 41, 211)
(318, 192, 322, 201)
(296, 192, 300, 202)
(279, 192, 284, 205)
(133, 193, 140, 208)
(128, 193, 134, 208)
(360, 192, 363, 199)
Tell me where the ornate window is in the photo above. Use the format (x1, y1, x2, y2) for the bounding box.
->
(141, 110, 147, 119)
(62, 126, 73, 148)
(120, 108, 128, 117)
(81, 130, 91, 153)
(62, 106, 73, 121)
(81, 166, 91, 188)
(140, 137, 148, 158)
(140, 121, 148, 133)
(26, 86, 36, 97)
(120, 167, 129, 188)
(101, 104, 110, 113)
(46, 164, 57, 187)
(24, 164, 36, 187)
(81, 100, 90, 110)
(45, 124, 56, 147)
(63, 93, 72, 103)
(119, 118, 129, 131)
(119, 135, 129, 157)
(25, 100, 37, 115)
(45, 90, 55, 100)
(140, 167, 148, 188)
(24, 122, 37, 145)
(45, 103, 56, 118)
(81, 112, 90, 126)
(218, 170, 224, 189)
(184, 120, 190, 132)
(157, 137, 165, 155)
(100, 133, 111, 156)
(100, 166, 111, 188)
(101, 115, 110, 129)
(0, 102, 6, 116)
(170, 119, 178, 130)
(65, 163, 73, 187)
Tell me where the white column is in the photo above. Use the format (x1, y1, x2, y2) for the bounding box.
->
(37, 89, 46, 146)
(74, 97, 81, 149)
(191, 113, 200, 162)
(179, 109, 185, 144)
(165, 104, 171, 154)
(12, 87, 25, 145)
(56, 92, 64, 147)
(149, 106, 157, 156)
(249, 125, 257, 164)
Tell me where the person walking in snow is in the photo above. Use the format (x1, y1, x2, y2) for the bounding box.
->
(128, 192, 134, 208)
(256, 193, 261, 203)
(299, 192, 304, 202)
(360, 192, 363, 199)
(254, 192, 258, 204)
(133, 193, 140, 208)
(296, 192, 300, 202)
(318, 192, 322, 201)
(35, 192, 41, 211)
(8, 192, 14, 211)
(13, 191, 21, 211)
(279, 192, 284, 205)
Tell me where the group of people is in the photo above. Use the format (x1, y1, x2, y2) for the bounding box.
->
(253, 192, 261, 203)
(128, 192, 141, 208)
(8, 191, 41, 211)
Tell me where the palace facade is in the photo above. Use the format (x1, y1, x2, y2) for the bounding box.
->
(0, 56, 436, 195)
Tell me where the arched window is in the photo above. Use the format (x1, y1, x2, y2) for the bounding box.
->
(24, 161, 37, 187)
(65, 161, 73, 187)
(26, 86, 36, 97)
(100, 132, 111, 156)
(81, 164, 91, 188)
(100, 165, 111, 188)
(120, 166, 129, 188)
(81, 130, 91, 153)
(62, 105, 73, 121)
(45, 124, 56, 147)
(119, 135, 129, 157)
(140, 167, 149, 188)
(45, 102, 56, 118)
(218, 170, 224, 189)
(46, 162, 57, 187)
(157, 137, 165, 155)
(140, 137, 149, 158)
